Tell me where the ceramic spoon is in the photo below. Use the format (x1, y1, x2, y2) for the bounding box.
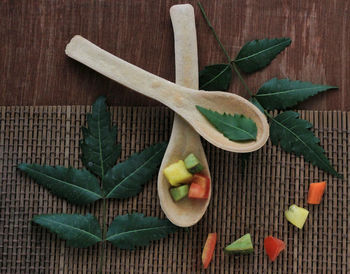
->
(65, 36, 269, 153)
(156, 4, 210, 227)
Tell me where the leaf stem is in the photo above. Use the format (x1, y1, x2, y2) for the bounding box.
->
(231, 62, 253, 97)
(98, 172, 108, 274)
(197, 2, 231, 63)
(197, 1, 253, 97)
(99, 197, 107, 274)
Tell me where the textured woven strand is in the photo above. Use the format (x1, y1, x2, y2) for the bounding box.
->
(0, 106, 349, 273)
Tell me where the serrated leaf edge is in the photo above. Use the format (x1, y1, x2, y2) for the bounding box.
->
(105, 144, 166, 198)
(196, 106, 257, 140)
(199, 64, 231, 90)
(234, 38, 291, 63)
(106, 225, 174, 242)
(270, 112, 340, 177)
(18, 164, 103, 200)
(32, 214, 102, 242)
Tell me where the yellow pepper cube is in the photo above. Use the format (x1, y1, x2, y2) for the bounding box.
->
(285, 204, 309, 229)
(163, 160, 193, 186)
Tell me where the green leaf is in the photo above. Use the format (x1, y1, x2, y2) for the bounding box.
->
(32, 214, 102, 248)
(106, 213, 178, 250)
(234, 38, 291, 73)
(196, 106, 257, 141)
(255, 78, 337, 110)
(249, 97, 265, 114)
(270, 111, 342, 178)
(199, 64, 232, 91)
(81, 96, 121, 178)
(18, 164, 102, 205)
(104, 142, 167, 199)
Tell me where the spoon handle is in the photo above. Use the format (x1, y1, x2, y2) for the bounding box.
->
(168, 4, 205, 153)
(65, 35, 189, 107)
(169, 4, 210, 175)
(171, 4, 199, 89)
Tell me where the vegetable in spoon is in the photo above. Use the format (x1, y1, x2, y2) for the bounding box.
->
(163, 160, 193, 186)
(188, 174, 210, 199)
(164, 154, 210, 202)
(170, 185, 189, 202)
(184, 153, 204, 173)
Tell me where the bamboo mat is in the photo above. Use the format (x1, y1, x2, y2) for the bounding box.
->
(0, 106, 349, 274)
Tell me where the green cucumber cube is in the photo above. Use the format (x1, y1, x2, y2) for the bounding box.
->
(170, 185, 189, 202)
(184, 153, 203, 174)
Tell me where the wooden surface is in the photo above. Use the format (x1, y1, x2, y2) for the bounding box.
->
(1, 0, 349, 110)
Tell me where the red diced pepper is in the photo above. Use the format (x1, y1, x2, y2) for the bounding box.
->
(264, 236, 285, 262)
(188, 174, 210, 199)
(202, 233, 217, 269)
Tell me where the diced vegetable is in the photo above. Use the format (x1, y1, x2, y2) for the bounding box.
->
(184, 153, 204, 174)
(224, 233, 254, 254)
(163, 160, 193, 186)
(188, 174, 210, 199)
(285, 204, 309, 229)
(264, 236, 285, 262)
(307, 181, 326, 204)
(202, 233, 217, 269)
(170, 185, 189, 202)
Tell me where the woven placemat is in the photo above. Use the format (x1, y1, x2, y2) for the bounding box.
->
(0, 106, 349, 273)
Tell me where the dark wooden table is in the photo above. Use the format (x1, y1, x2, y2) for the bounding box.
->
(1, 0, 349, 110)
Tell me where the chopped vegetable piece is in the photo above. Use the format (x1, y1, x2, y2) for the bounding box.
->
(202, 233, 217, 269)
(285, 204, 309, 229)
(163, 160, 193, 186)
(170, 185, 189, 202)
(307, 181, 326, 204)
(188, 174, 210, 199)
(184, 153, 204, 174)
(224, 233, 254, 254)
(264, 236, 285, 262)
(189, 183, 205, 199)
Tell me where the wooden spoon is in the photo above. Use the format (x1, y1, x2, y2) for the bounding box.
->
(65, 36, 269, 153)
(157, 4, 210, 227)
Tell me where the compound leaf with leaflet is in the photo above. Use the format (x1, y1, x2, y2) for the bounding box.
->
(32, 214, 102, 248)
(18, 164, 102, 205)
(199, 64, 232, 91)
(196, 105, 257, 141)
(255, 78, 337, 110)
(270, 111, 341, 178)
(106, 213, 178, 249)
(234, 38, 291, 73)
(104, 142, 167, 199)
(249, 97, 265, 114)
(81, 96, 121, 178)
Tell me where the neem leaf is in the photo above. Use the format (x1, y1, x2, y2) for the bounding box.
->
(234, 38, 291, 73)
(255, 78, 337, 110)
(249, 97, 265, 114)
(270, 111, 342, 178)
(196, 106, 257, 141)
(32, 214, 102, 248)
(104, 142, 167, 199)
(18, 164, 102, 205)
(199, 64, 232, 91)
(106, 213, 178, 249)
(81, 96, 121, 178)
